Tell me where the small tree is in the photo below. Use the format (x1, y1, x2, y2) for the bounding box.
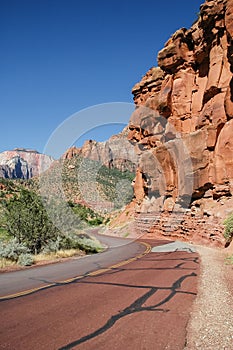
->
(2, 189, 59, 254)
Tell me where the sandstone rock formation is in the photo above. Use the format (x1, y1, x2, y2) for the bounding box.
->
(128, 0, 233, 246)
(0, 148, 54, 179)
(63, 128, 138, 173)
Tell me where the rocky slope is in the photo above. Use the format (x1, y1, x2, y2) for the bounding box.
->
(0, 148, 54, 179)
(32, 154, 135, 214)
(63, 128, 138, 173)
(126, 0, 233, 246)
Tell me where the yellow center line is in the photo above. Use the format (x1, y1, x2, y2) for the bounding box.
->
(0, 241, 151, 301)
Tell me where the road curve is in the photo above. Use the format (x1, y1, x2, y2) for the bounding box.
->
(0, 233, 148, 299)
(0, 236, 199, 350)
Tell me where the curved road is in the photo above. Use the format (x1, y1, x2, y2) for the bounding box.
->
(0, 234, 148, 299)
(0, 234, 199, 350)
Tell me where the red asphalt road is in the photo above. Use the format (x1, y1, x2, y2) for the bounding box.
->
(0, 239, 199, 350)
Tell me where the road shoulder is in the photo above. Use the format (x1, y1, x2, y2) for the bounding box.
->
(185, 245, 233, 349)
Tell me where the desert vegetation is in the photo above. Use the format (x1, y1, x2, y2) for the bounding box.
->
(223, 213, 233, 264)
(36, 155, 134, 210)
(223, 213, 233, 245)
(0, 157, 135, 268)
(0, 181, 103, 267)
(223, 214, 233, 264)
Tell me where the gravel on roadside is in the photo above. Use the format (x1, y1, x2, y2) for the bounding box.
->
(185, 245, 233, 350)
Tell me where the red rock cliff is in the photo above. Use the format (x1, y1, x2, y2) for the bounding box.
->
(63, 128, 138, 173)
(128, 0, 233, 246)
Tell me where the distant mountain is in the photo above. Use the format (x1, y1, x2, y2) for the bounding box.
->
(0, 148, 54, 179)
(63, 127, 138, 173)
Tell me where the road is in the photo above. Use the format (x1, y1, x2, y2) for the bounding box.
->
(0, 234, 147, 298)
(0, 235, 199, 350)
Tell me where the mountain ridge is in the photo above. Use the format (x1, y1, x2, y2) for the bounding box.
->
(0, 149, 54, 180)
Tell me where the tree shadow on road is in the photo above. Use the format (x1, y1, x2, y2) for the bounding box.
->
(59, 253, 198, 350)
(0, 250, 199, 350)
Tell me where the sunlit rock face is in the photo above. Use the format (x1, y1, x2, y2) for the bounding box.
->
(127, 0, 233, 247)
(63, 128, 138, 173)
(0, 148, 54, 179)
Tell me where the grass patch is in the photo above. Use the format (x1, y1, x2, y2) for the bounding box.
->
(123, 232, 130, 238)
(34, 249, 84, 262)
(0, 247, 91, 269)
(0, 258, 17, 269)
(225, 255, 233, 265)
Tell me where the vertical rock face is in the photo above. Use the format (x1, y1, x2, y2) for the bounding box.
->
(128, 0, 233, 246)
(0, 149, 54, 179)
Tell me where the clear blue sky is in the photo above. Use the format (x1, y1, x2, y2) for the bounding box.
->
(1, 0, 203, 157)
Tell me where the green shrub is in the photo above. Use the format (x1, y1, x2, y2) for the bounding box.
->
(223, 213, 233, 243)
(225, 255, 233, 265)
(68, 202, 104, 226)
(0, 237, 34, 265)
(18, 253, 34, 266)
(0, 227, 8, 239)
(89, 218, 103, 226)
(0, 238, 30, 262)
(2, 189, 60, 254)
(75, 235, 103, 253)
(0, 183, 103, 260)
(59, 233, 103, 253)
(41, 233, 103, 254)
(42, 236, 62, 254)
